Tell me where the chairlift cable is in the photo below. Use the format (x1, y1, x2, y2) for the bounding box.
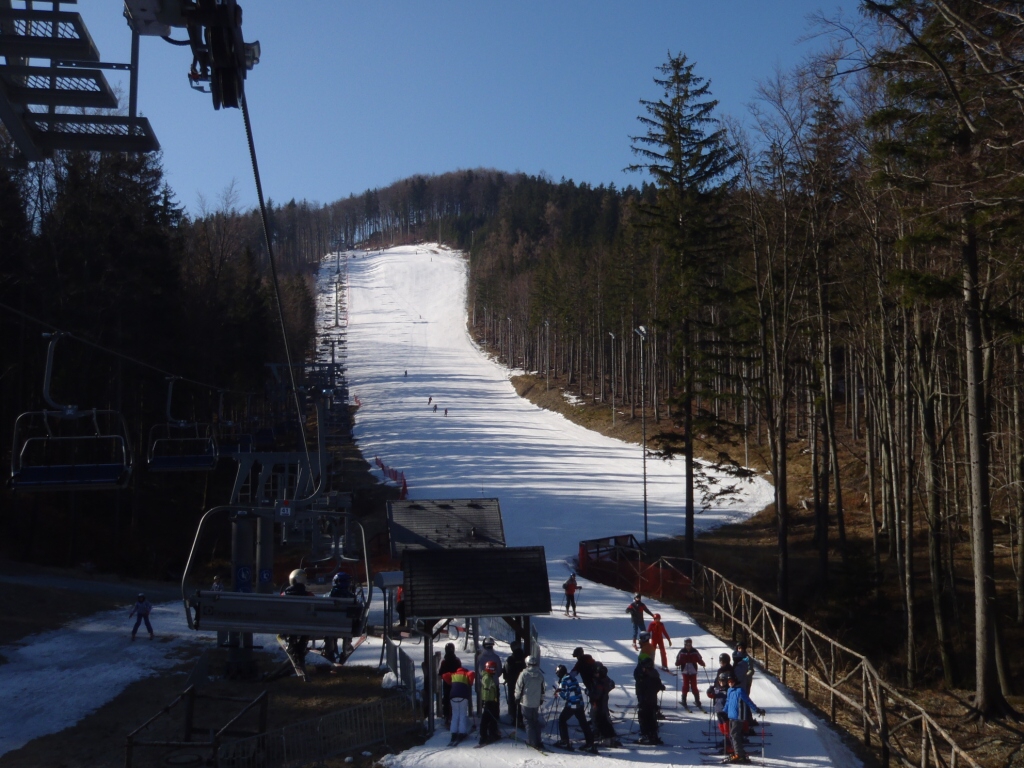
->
(240, 93, 312, 469)
(0, 299, 253, 396)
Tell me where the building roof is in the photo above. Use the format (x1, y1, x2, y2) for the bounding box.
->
(386, 498, 505, 558)
(402, 546, 552, 619)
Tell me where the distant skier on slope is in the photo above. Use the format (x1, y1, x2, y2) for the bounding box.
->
(626, 593, 654, 649)
(562, 573, 581, 617)
(128, 593, 154, 641)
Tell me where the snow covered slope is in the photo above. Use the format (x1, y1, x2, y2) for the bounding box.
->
(321, 245, 860, 768)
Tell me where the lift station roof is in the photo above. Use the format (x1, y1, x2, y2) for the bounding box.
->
(386, 498, 505, 558)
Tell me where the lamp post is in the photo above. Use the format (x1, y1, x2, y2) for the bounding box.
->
(507, 316, 513, 368)
(544, 320, 550, 391)
(635, 325, 648, 543)
(608, 331, 616, 427)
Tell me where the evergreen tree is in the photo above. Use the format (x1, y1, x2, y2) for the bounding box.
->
(627, 52, 736, 558)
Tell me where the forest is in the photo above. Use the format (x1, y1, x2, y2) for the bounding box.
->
(2, 0, 1022, 721)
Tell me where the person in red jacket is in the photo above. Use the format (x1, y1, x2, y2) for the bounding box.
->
(563, 573, 581, 617)
(441, 666, 476, 745)
(647, 614, 673, 670)
(675, 637, 706, 710)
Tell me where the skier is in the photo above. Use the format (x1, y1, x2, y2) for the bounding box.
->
(502, 639, 527, 726)
(476, 637, 502, 714)
(211, 575, 223, 592)
(514, 655, 546, 752)
(479, 660, 501, 745)
(716, 652, 735, 682)
(634, 656, 664, 745)
(647, 613, 673, 670)
(428, 396, 432, 405)
(433, 404, 437, 413)
(569, 646, 598, 705)
(324, 572, 356, 662)
(733, 641, 756, 723)
(441, 665, 475, 745)
(438, 642, 463, 729)
(675, 637, 706, 709)
(707, 671, 734, 754)
(128, 593, 154, 641)
(444, 408, 448, 416)
(725, 675, 764, 763)
(637, 630, 654, 663)
(554, 664, 598, 753)
(626, 594, 654, 649)
(279, 570, 312, 679)
(591, 662, 621, 747)
(562, 573, 581, 617)
(395, 585, 405, 626)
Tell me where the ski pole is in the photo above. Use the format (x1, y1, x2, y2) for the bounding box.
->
(760, 713, 766, 758)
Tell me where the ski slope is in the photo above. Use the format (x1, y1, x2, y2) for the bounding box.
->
(319, 245, 860, 768)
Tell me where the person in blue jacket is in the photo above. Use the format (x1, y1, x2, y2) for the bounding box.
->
(725, 675, 764, 763)
(554, 664, 598, 753)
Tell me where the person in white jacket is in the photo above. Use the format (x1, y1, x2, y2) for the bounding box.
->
(514, 656, 546, 750)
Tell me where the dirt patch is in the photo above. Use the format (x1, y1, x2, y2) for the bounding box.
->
(0, 652, 421, 768)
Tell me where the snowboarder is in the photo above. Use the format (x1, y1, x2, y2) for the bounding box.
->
(479, 660, 501, 745)
(514, 655, 545, 751)
(562, 573, 581, 617)
(675, 638, 706, 709)
(591, 662, 621, 747)
(634, 656, 664, 745)
(441, 665, 475, 745)
(626, 594, 654, 649)
(502, 639, 527, 726)
(438, 642, 463, 729)
(554, 664, 598, 753)
(725, 675, 764, 763)
(129, 593, 153, 641)
(647, 613, 673, 670)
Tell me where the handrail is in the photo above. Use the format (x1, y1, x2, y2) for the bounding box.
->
(579, 544, 981, 768)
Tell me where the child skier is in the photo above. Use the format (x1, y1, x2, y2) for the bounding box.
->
(647, 613, 673, 670)
(554, 664, 598, 753)
(128, 593, 153, 640)
(707, 671, 734, 754)
(675, 637, 706, 709)
(725, 676, 764, 763)
(479, 660, 501, 745)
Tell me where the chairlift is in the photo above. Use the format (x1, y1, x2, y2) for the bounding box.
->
(9, 334, 133, 491)
(147, 378, 218, 471)
(215, 392, 253, 456)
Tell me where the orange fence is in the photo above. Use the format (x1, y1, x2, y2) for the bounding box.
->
(577, 535, 692, 601)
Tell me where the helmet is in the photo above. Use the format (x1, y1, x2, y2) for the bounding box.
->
(639, 631, 651, 641)
(289, 569, 306, 586)
(570, 572, 576, 578)
(484, 661, 498, 674)
(213, 575, 222, 582)
(654, 613, 661, 620)
(719, 653, 731, 664)
(634, 593, 642, 600)
(332, 572, 347, 585)
(526, 655, 539, 667)
(510, 640, 522, 651)
(572, 646, 584, 658)
(684, 638, 693, 646)
(482, 637, 495, 649)
(445, 643, 455, 654)
(137, 593, 145, 600)
(555, 664, 568, 678)
(736, 640, 746, 649)
(718, 671, 732, 683)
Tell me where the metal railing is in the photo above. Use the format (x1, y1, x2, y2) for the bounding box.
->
(217, 695, 419, 768)
(579, 543, 980, 768)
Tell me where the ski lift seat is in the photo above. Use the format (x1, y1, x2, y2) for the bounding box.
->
(10, 410, 133, 492)
(218, 433, 253, 456)
(148, 421, 218, 472)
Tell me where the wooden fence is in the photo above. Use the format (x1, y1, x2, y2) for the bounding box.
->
(579, 541, 980, 768)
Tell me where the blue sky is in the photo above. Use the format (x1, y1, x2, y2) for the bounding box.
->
(77, 1, 860, 214)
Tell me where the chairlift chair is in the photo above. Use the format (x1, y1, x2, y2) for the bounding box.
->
(147, 378, 218, 472)
(9, 334, 133, 491)
(214, 392, 253, 456)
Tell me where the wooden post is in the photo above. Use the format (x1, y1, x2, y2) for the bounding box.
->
(781, 618, 787, 686)
(878, 680, 890, 768)
(802, 632, 809, 700)
(862, 667, 870, 746)
(761, 605, 767, 672)
(830, 643, 837, 723)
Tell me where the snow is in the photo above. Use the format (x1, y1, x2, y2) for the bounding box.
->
(0, 243, 858, 767)
(317, 245, 861, 768)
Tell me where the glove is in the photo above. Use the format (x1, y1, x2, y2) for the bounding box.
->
(757, 708, 765, 717)
(668, 641, 673, 646)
